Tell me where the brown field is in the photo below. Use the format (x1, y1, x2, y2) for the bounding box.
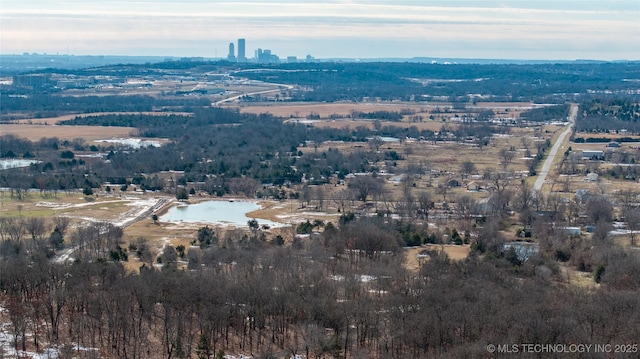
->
(313, 119, 447, 131)
(10, 111, 193, 125)
(1, 123, 135, 141)
(229, 102, 433, 118)
(1, 112, 192, 141)
(405, 244, 471, 271)
(229, 101, 532, 121)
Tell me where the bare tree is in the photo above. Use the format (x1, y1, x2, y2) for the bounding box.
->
(300, 184, 311, 208)
(368, 136, 384, 152)
(618, 189, 639, 213)
(348, 175, 384, 202)
(4, 217, 26, 241)
(399, 176, 415, 218)
(625, 209, 640, 246)
(25, 217, 47, 242)
(499, 147, 516, 170)
(455, 194, 476, 233)
(546, 194, 566, 222)
(436, 183, 449, 202)
(460, 160, 476, 180)
(333, 188, 353, 213)
(417, 191, 432, 220)
(314, 186, 325, 210)
(52, 216, 71, 237)
(586, 196, 614, 224)
(521, 136, 531, 157)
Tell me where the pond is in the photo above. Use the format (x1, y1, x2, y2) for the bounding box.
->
(160, 200, 284, 228)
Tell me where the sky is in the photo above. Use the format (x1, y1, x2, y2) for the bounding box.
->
(1, 0, 639, 60)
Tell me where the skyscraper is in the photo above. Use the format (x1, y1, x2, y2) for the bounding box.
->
(227, 42, 235, 61)
(237, 38, 246, 62)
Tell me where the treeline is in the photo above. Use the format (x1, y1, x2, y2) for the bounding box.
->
(0, 94, 153, 117)
(519, 104, 569, 122)
(0, 94, 210, 120)
(1, 215, 639, 358)
(573, 137, 640, 143)
(241, 62, 640, 102)
(577, 98, 640, 134)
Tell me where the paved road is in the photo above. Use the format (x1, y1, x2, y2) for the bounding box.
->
(532, 104, 578, 192)
(213, 83, 293, 106)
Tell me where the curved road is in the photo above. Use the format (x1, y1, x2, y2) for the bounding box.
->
(532, 104, 578, 192)
(213, 82, 293, 106)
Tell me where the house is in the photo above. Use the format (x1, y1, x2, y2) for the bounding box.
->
(467, 181, 481, 191)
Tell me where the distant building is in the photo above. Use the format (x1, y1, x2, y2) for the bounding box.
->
(227, 42, 236, 62)
(256, 48, 279, 63)
(287, 56, 297, 63)
(237, 38, 246, 62)
(306, 54, 315, 62)
(12, 74, 51, 87)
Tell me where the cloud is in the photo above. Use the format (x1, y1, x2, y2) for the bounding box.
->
(1, 1, 638, 59)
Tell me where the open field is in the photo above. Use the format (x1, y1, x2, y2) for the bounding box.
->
(0, 123, 135, 141)
(405, 244, 471, 271)
(228, 101, 532, 121)
(1, 111, 193, 141)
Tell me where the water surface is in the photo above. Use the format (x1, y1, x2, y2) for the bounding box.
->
(161, 200, 283, 228)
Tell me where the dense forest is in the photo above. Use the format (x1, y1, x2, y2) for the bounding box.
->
(238, 62, 640, 102)
(519, 104, 570, 122)
(1, 214, 639, 358)
(576, 99, 640, 134)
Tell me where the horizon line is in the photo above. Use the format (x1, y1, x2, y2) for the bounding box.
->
(2, 53, 638, 63)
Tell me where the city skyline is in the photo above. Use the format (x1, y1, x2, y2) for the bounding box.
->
(1, 1, 639, 61)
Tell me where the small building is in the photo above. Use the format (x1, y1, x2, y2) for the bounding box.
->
(586, 173, 599, 182)
(467, 181, 481, 191)
(581, 150, 603, 160)
(447, 179, 461, 187)
(560, 226, 582, 236)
